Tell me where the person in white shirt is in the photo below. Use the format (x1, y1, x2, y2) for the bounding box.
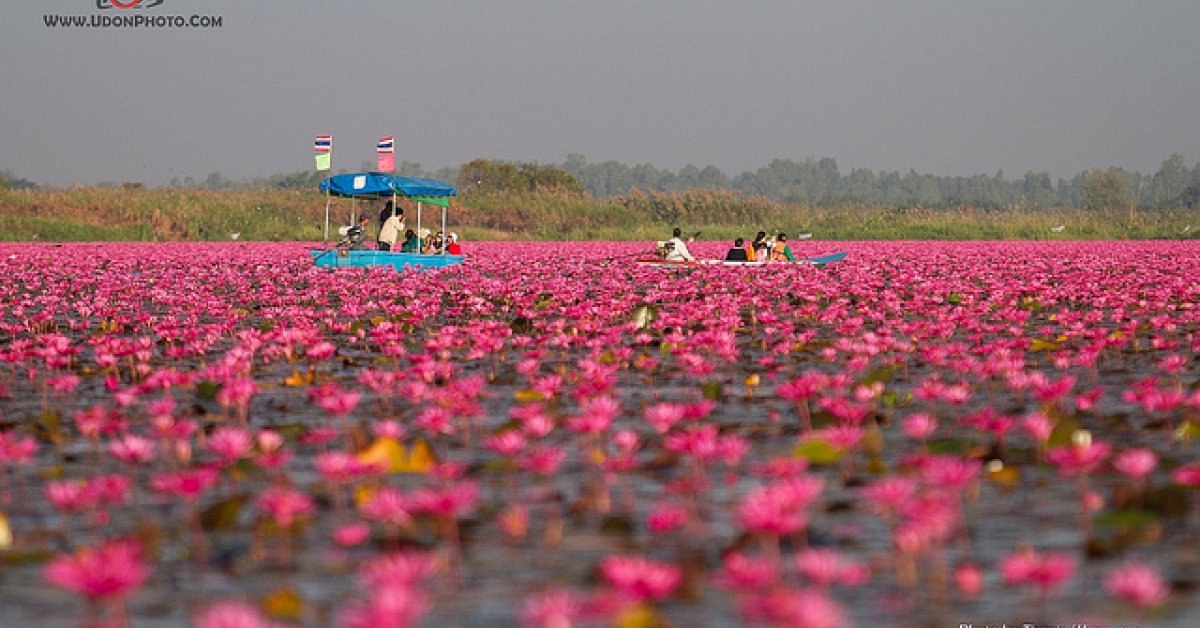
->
(665, 227, 695, 262)
(376, 201, 405, 251)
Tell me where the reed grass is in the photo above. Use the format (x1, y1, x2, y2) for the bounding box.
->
(0, 186, 1195, 242)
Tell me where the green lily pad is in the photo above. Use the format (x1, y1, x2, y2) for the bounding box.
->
(794, 440, 843, 465)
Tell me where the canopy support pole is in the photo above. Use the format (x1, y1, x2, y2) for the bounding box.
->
(322, 181, 331, 242)
(417, 202, 423, 250)
(441, 206, 447, 255)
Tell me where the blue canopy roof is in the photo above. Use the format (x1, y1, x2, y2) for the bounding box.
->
(319, 172, 457, 198)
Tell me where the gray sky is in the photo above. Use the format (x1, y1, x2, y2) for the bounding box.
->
(3, 0, 1199, 186)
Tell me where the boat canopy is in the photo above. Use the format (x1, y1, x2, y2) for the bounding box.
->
(320, 172, 457, 199)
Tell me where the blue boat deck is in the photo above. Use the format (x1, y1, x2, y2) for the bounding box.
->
(310, 249, 463, 271)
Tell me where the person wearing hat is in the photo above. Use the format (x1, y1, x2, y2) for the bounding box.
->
(342, 212, 371, 249)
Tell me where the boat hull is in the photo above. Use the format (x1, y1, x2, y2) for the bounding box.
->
(310, 249, 463, 271)
(635, 251, 847, 268)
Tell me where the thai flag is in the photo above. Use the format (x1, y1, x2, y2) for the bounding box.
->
(314, 135, 332, 153)
(376, 136, 395, 154)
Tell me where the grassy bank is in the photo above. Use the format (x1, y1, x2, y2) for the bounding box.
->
(1, 186, 1195, 241)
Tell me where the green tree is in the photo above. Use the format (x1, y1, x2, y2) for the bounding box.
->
(518, 163, 584, 193)
(1180, 182, 1200, 210)
(457, 159, 582, 195)
(1082, 168, 1136, 219)
(1150, 153, 1190, 205)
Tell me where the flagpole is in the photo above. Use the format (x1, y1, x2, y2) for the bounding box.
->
(322, 152, 331, 242)
(315, 135, 332, 242)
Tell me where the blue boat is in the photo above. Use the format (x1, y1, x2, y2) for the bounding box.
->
(312, 172, 462, 271)
(801, 251, 847, 265)
(636, 250, 848, 268)
(310, 249, 464, 271)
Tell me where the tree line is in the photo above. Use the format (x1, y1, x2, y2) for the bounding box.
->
(5, 153, 1199, 210)
(558, 153, 1200, 210)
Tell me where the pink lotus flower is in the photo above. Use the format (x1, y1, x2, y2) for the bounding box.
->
(316, 451, 378, 482)
(643, 402, 686, 434)
(332, 522, 371, 547)
(371, 420, 406, 440)
(43, 538, 151, 602)
(215, 377, 257, 410)
(716, 551, 778, 591)
(359, 551, 439, 588)
(0, 430, 38, 465)
(207, 426, 253, 465)
(1021, 412, 1053, 442)
(87, 474, 130, 508)
(360, 486, 413, 528)
(612, 429, 640, 452)
(920, 455, 981, 492)
(747, 588, 847, 628)
(1000, 547, 1075, 596)
(738, 476, 823, 536)
(566, 396, 619, 436)
(1047, 430, 1110, 476)
(486, 430, 527, 457)
(309, 383, 361, 416)
(256, 485, 315, 528)
(1171, 463, 1200, 487)
(110, 433, 156, 465)
(1103, 562, 1169, 609)
(776, 371, 829, 401)
(861, 476, 918, 516)
(412, 481, 480, 519)
(1113, 448, 1158, 480)
(337, 585, 430, 628)
(813, 425, 862, 451)
(521, 588, 584, 628)
(511, 403, 555, 439)
(46, 479, 98, 514)
(305, 340, 337, 361)
(955, 563, 983, 599)
(518, 446, 567, 476)
(599, 554, 681, 602)
(646, 502, 688, 533)
(150, 467, 219, 501)
(794, 548, 869, 587)
(901, 413, 938, 440)
(194, 600, 286, 628)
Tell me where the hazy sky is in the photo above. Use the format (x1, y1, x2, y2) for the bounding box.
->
(3, 0, 1199, 186)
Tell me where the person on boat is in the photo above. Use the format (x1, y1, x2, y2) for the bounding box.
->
(378, 200, 403, 230)
(339, 213, 372, 249)
(725, 237, 749, 261)
(399, 229, 421, 253)
(423, 231, 445, 255)
(664, 227, 695, 262)
(771, 233, 797, 262)
(446, 232, 463, 255)
(750, 231, 770, 262)
(377, 209, 405, 252)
